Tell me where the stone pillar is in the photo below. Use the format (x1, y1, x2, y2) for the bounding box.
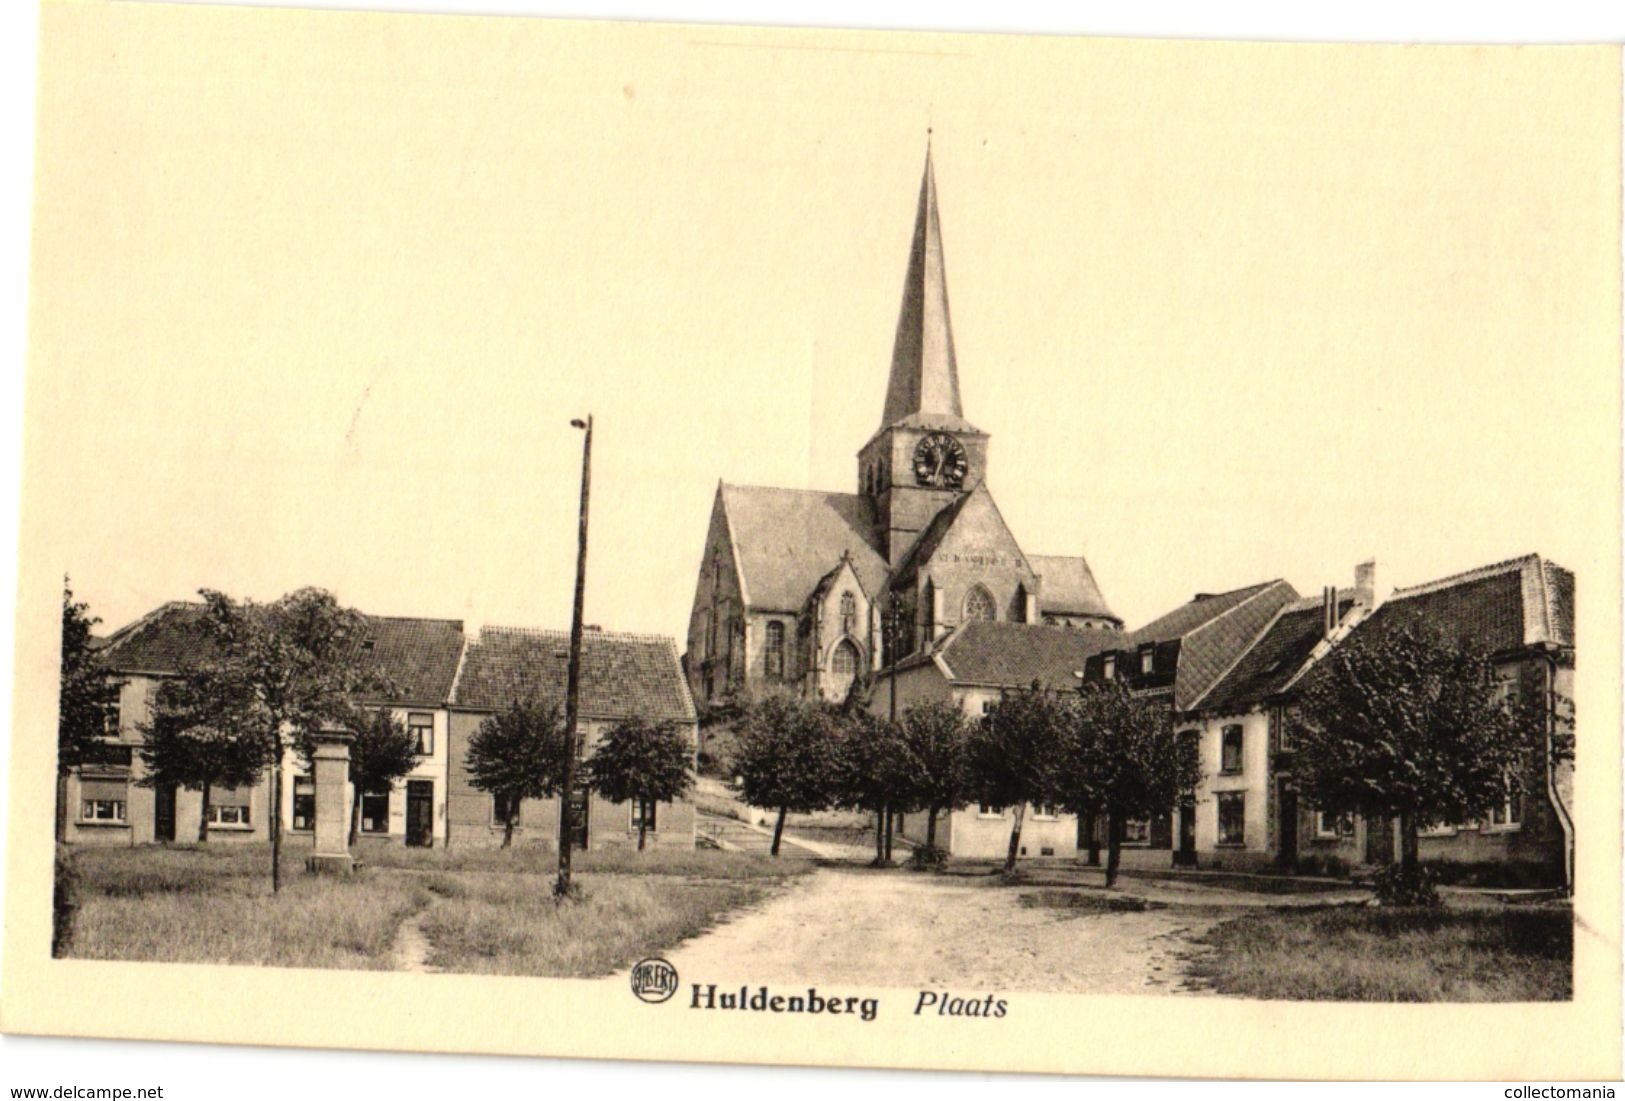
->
(305, 729, 356, 875)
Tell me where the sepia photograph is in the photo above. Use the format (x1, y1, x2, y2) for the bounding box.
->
(1, 0, 1620, 1083)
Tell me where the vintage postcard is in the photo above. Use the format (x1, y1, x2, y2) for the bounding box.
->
(2, 0, 1621, 1082)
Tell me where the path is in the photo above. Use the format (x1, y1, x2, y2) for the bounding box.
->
(388, 910, 437, 973)
(653, 867, 1232, 996)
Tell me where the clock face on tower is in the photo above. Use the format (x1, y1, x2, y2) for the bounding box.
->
(913, 432, 968, 489)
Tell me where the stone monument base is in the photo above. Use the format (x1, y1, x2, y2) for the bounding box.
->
(304, 853, 357, 875)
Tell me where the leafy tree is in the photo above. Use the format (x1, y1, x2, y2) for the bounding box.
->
(733, 691, 840, 856)
(139, 675, 268, 842)
(833, 710, 915, 865)
(1289, 625, 1547, 896)
(587, 718, 695, 851)
(183, 588, 388, 890)
(322, 707, 420, 847)
(1062, 679, 1198, 887)
(967, 685, 1067, 876)
(899, 700, 971, 857)
(466, 696, 572, 848)
(58, 580, 124, 841)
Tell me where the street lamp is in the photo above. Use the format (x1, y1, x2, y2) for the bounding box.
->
(555, 415, 592, 900)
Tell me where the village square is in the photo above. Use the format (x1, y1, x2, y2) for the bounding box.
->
(48, 145, 1576, 1003)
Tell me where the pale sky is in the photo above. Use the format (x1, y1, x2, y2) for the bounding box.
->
(21, 4, 1621, 647)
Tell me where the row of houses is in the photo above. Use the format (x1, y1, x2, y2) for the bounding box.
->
(875, 553, 1575, 887)
(66, 603, 700, 851)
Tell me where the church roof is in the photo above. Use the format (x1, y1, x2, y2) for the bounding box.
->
(879, 142, 976, 435)
(452, 626, 696, 724)
(935, 620, 1125, 690)
(719, 483, 890, 612)
(1029, 554, 1118, 622)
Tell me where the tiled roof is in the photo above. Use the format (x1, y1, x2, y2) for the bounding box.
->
(937, 620, 1125, 689)
(720, 484, 890, 612)
(1126, 581, 1285, 645)
(1030, 554, 1118, 622)
(452, 626, 696, 724)
(1360, 554, 1572, 655)
(97, 601, 466, 705)
(1197, 599, 1354, 714)
(1172, 581, 1299, 710)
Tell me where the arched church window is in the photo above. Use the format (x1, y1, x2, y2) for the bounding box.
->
(829, 639, 860, 701)
(1014, 583, 1028, 624)
(921, 579, 936, 643)
(964, 584, 996, 623)
(765, 621, 785, 680)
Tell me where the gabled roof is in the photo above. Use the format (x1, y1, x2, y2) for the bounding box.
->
(452, 626, 696, 724)
(1357, 554, 1573, 655)
(878, 142, 975, 435)
(97, 601, 467, 705)
(1197, 598, 1354, 714)
(935, 620, 1125, 690)
(1030, 554, 1118, 623)
(1127, 581, 1286, 645)
(718, 483, 890, 612)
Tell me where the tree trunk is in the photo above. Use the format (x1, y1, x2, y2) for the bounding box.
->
(1082, 810, 1101, 867)
(1105, 813, 1124, 887)
(349, 786, 362, 849)
(55, 772, 69, 844)
(502, 805, 515, 849)
(925, 806, 939, 850)
(1399, 812, 1420, 872)
(770, 805, 788, 856)
(198, 781, 211, 843)
(873, 807, 886, 864)
(637, 800, 648, 852)
(1002, 803, 1026, 877)
(884, 809, 894, 861)
(270, 753, 282, 893)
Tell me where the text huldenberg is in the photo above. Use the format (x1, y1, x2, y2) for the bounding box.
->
(688, 985, 1010, 1022)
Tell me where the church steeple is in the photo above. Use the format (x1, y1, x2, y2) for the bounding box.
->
(880, 138, 964, 429)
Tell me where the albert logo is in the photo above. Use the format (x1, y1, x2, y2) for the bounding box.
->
(629, 958, 679, 1004)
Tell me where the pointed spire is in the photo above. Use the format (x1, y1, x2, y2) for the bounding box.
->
(880, 136, 964, 429)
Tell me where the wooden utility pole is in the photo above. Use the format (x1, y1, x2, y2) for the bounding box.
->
(555, 415, 592, 899)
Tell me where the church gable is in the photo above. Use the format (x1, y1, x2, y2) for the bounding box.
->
(893, 483, 1038, 631)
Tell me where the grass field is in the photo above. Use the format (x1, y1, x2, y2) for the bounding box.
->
(63, 843, 806, 976)
(1187, 900, 1572, 1001)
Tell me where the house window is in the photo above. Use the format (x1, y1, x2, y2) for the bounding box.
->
(980, 700, 993, 716)
(492, 793, 521, 828)
(765, 621, 786, 680)
(208, 803, 251, 827)
(631, 800, 658, 833)
(964, 585, 996, 622)
(79, 776, 128, 823)
(978, 804, 1005, 818)
(1487, 774, 1522, 830)
(1033, 804, 1060, 820)
(1139, 648, 1154, 675)
(1220, 725, 1244, 775)
(1217, 793, 1245, 846)
(102, 698, 121, 739)
(361, 791, 390, 833)
(1314, 810, 1354, 839)
(1121, 819, 1150, 845)
(409, 712, 434, 755)
(1102, 655, 1116, 680)
(292, 777, 315, 831)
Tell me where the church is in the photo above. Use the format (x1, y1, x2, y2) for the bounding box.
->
(685, 145, 1119, 710)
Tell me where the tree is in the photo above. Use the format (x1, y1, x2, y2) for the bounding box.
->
(183, 588, 388, 890)
(139, 675, 268, 842)
(1289, 625, 1547, 895)
(58, 580, 124, 841)
(967, 685, 1067, 877)
(322, 706, 420, 848)
(899, 700, 971, 857)
(832, 709, 915, 865)
(466, 697, 572, 848)
(733, 691, 840, 856)
(1061, 679, 1198, 887)
(587, 718, 695, 851)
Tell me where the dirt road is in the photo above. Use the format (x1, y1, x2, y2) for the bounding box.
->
(656, 867, 1226, 996)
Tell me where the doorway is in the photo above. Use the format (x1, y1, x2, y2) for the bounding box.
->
(154, 782, 177, 843)
(1174, 800, 1196, 867)
(405, 781, 434, 848)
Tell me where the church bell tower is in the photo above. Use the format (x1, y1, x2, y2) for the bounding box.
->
(858, 139, 989, 562)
